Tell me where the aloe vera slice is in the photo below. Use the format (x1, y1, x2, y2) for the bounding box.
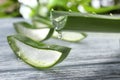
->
(14, 22, 54, 41)
(53, 31, 87, 42)
(51, 11, 120, 33)
(7, 35, 71, 69)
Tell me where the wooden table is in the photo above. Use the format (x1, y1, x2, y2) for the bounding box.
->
(1, 18, 120, 80)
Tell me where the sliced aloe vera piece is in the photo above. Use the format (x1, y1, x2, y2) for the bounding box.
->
(53, 31, 87, 42)
(51, 11, 120, 33)
(14, 22, 54, 41)
(7, 35, 71, 69)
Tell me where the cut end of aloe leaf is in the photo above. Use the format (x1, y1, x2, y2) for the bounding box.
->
(53, 31, 87, 42)
(7, 35, 71, 69)
(14, 22, 54, 41)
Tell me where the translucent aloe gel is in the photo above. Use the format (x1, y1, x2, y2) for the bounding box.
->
(50, 12, 67, 31)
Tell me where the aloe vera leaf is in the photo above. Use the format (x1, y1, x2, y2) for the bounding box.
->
(51, 11, 120, 33)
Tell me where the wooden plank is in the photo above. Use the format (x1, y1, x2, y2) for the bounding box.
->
(0, 18, 120, 80)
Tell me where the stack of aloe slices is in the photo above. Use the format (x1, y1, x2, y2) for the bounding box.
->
(14, 16, 87, 42)
(8, 10, 120, 69)
(8, 20, 71, 69)
(8, 15, 87, 69)
(32, 16, 87, 42)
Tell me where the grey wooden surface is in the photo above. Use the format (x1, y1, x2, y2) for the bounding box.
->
(1, 18, 120, 80)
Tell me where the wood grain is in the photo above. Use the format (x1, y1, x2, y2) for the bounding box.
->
(0, 18, 120, 80)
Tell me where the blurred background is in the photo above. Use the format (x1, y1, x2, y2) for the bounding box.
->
(0, 0, 20, 18)
(0, 0, 120, 18)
